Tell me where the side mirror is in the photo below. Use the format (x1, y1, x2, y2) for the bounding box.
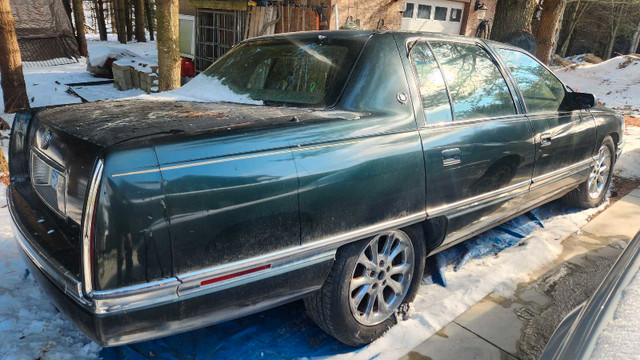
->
(563, 91, 596, 110)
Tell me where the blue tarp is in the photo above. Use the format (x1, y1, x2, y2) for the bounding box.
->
(101, 200, 578, 360)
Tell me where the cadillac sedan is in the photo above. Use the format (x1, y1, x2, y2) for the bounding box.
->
(8, 30, 623, 347)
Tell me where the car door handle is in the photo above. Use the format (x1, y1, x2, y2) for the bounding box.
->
(442, 148, 461, 166)
(541, 133, 552, 147)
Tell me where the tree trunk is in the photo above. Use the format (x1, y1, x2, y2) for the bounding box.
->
(72, 0, 89, 56)
(145, 0, 154, 41)
(0, 0, 29, 113)
(116, 0, 127, 43)
(156, 0, 180, 91)
(558, 1, 589, 57)
(96, 0, 108, 40)
(534, 0, 566, 64)
(62, 0, 75, 33)
(491, 0, 537, 42)
(629, 18, 640, 54)
(605, 4, 625, 59)
(109, 0, 117, 34)
(134, 0, 146, 42)
(126, 0, 133, 42)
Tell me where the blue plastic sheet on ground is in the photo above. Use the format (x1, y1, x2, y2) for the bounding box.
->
(100, 200, 577, 360)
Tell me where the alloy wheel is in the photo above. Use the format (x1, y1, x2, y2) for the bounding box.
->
(588, 144, 612, 199)
(348, 231, 414, 326)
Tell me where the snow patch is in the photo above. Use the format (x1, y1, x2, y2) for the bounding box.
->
(555, 55, 640, 116)
(146, 75, 263, 106)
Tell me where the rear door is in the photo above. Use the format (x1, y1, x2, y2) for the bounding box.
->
(406, 39, 535, 245)
(494, 47, 597, 207)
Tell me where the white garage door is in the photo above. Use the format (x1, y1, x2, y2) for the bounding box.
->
(401, 0, 465, 34)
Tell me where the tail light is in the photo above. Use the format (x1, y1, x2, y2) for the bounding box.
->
(82, 159, 104, 297)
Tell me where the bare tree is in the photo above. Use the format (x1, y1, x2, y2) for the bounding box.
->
(96, 0, 108, 40)
(115, 0, 127, 43)
(0, 0, 29, 113)
(604, 2, 626, 58)
(558, 0, 592, 57)
(156, 0, 180, 90)
(630, 18, 640, 53)
(135, 0, 146, 42)
(72, 0, 88, 56)
(145, 0, 154, 41)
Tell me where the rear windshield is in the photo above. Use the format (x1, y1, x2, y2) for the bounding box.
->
(200, 37, 365, 107)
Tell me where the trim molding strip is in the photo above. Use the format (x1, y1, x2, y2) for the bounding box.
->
(112, 140, 362, 178)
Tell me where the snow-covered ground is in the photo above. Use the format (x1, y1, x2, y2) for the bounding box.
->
(0, 39, 639, 359)
(556, 55, 640, 116)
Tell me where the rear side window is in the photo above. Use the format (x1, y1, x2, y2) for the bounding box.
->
(409, 42, 452, 124)
(496, 48, 566, 114)
(430, 42, 516, 121)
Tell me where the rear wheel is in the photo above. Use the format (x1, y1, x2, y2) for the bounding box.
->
(563, 136, 615, 208)
(304, 227, 425, 346)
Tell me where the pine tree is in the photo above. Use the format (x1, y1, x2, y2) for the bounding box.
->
(0, 0, 29, 113)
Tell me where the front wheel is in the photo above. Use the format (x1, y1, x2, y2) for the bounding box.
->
(563, 136, 615, 208)
(304, 227, 426, 346)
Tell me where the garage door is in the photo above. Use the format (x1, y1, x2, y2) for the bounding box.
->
(401, 0, 465, 34)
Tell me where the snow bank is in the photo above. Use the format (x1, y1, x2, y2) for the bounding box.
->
(616, 126, 640, 179)
(146, 75, 263, 105)
(555, 55, 640, 116)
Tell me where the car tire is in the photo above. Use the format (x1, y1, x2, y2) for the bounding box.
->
(563, 136, 615, 209)
(304, 226, 426, 346)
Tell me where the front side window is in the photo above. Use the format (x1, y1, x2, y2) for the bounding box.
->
(496, 48, 566, 114)
(430, 42, 516, 120)
(403, 3, 415, 18)
(199, 38, 365, 106)
(417, 5, 432, 19)
(409, 42, 453, 124)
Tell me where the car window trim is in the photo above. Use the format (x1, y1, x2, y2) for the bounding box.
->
(492, 45, 571, 116)
(406, 37, 523, 126)
(427, 40, 521, 121)
(406, 39, 456, 125)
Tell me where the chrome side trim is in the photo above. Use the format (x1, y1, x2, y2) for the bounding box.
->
(531, 158, 593, 190)
(112, 140, 362, 178)
(90, 212, 425, 315)
(176, 211, 426, 289)
(178, 251, 335, 298)
(427, 180, 531, 217)
(82, 159, 104, 297)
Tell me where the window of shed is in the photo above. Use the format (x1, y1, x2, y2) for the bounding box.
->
(434, 7, 447, 21)
(450, 9, 462, 22)
(417, 5, 432, 19)
(403, 3, 415, 18)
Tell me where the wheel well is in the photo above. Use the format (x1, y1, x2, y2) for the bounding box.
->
(610, 132, 619, 150)
(420, 216, 447, 255)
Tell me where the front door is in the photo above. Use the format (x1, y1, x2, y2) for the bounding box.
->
(494, 48, 597, 208)
(407, 40, 535, 245)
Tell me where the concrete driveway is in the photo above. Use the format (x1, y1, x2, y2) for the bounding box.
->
(404, 189, 640, 360)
